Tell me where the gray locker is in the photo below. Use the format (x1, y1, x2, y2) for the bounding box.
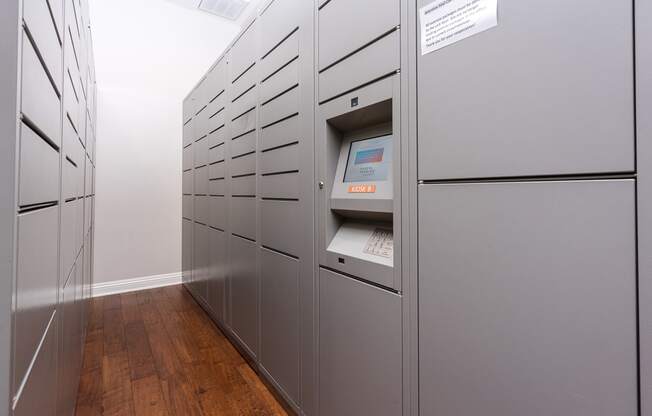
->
(21, 31, 61, 147)
(208, 228, 226, 322)
(230, 235, 258, 356)
(319, 268, 402, 416)
(317, 0, 399, 71)
(193, 223, 209, 302)
(14, 206, 59, 390)
(182, 219, 193, 285)
(260, 87, 299, 127)
(260, 58, 298, 105)
(418, 180, 637, 415)
(58, 263, 82, 416)
(260, 172, 299, 200)
(260, 143, 299, 174)
(19, 123, 60, 207)
(13, 314, 57, 416)
(182, 195, 194, 219)
(258, 0, 300, 58)
(195, 195, 209, 225)
(209, 179, 226, 197)
(416, 0, 634, 180)
(260, 114, 299, 150)
(260, 248, 299, 402)
(229, 22, 258, 83)
(23, 0, 63, 93)
(194, 137, 209, 168)
(208, 143, 225, 164)
(260, 30, 299, 83)
(194, 166, 208, 195)
(230, 197, 256, 240)
(183, 145, 193, 170)
(182, 170, 193, 195)
(231, 131, 256, 158)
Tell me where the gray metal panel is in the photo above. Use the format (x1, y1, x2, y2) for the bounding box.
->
(182, 170, 193, 195)
(58, 264, 82, 416)
(259, 0, 300, 58)
(208, 228, 226, 322)
(416, 0, 634, 180)
(259, 30, 299, 82)
(260, 87, 299, 127)
(195, 195, 209, 224)
(208, 125, 227, 149)
(260, 59, 298, 104)
(230, 153, 256, 177)
(260, 114, 299, 151)
(319, 268, 402, 416)
(260, 248, 299, 402)
(231, 131, 256, 158)
(636, 1, 652, 414)
(418, 180, 637, 416)
(14, 206, 59, 391)
(13, 313, 57, 416)
(231, 86, 257, 123)
(19, 124, 60, 207)
(182, 219, 193, 284)
(230, 235, 258, 356)
(193, 224, 209, 302)
(207, 110, 226, 134)
(183, 145, 193, 170)
(260, 195, 301, 258)
(208, 143, 225, 164)
(318, 0, 399, 70)
(194, 137, 209, 168)
(209, 179, 226, 197)
(209, 160, 226, 180)
(260, 143, 299, 175)
(21, 31, 62, 147)
(260, 172, 299, 200)
(319, 29, 399, 103)
(194, 166, 208, 195)
(229, 22, 258, 83)
(0, 4, 18, 415)
(23, 0, 63, 92)
(231, 176, 256, 197)
(230, 109, 256, 139)
(182, 195, 194, 219)
(231, 69, 257, 109)
(230, 197, 256, 240)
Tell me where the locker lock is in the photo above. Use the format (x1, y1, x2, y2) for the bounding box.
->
(319, 181, 325, 190)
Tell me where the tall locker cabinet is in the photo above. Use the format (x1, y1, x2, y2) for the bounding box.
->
(181, 0, 315, 413)
(0, 1, 97, 415)
(413, 0, 641, 415)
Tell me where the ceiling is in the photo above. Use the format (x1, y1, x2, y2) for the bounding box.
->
(164, 0, 262, 25)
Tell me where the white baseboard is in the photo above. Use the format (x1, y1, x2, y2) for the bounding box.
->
(92, 272, 182, 297)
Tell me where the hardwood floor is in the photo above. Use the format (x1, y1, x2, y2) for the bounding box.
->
(75, 285, 288, 416)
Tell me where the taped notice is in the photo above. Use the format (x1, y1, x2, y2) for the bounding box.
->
(363, 228, 393, 259)
(420, 0, 498, 55)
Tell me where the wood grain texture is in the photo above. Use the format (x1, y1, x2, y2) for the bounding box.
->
(76, 286, 288, 416)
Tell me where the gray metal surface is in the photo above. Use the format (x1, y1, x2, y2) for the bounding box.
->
(18, 124, 60, 207)
(208, 228, 226, 322)
(229, 235, 258, 356)
(14, 207, 59, 392)
(260, 248, 299, 402)
(22, 0, 63, 93)
(636, 0, 652, 414)
(416, 0, 634, 180)
(418, 180, 638, 416)
(318, 268, 402, 416)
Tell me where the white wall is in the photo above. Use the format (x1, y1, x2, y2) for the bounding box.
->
(90, 0, 240, 284)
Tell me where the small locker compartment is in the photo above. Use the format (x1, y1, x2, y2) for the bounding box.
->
(261, 114, 300, 150)
(418, 180, 638, 415)
(259, 30, 299, 86)
(182, 218, 193, 285)
(261, 199, 300, 257)
(260, 142, 299, 175)
(21, 31, 62, 148)
(19, 123, 60, 207)
(183, 119, 193, 147)
(230, 234, 258, 357)
(208, 142, 225, 164)
(260, 172, 299, 200)
(182, 170, 193, 195)
(23, 0, 63, 93)
(209, 160, 226, 180)
(231, 176, 256, 197)
(209, 178, 226, 197)
(318, 0, 399, 71)
(229, 21, 258, 84)
(260, 86, 299, 128)
(230, 197, 256, 241)
(416, 0, 634, 180)
(193, 224, 209, 303)
(194, 165, 209, 195)
(195, 195, 209, 225)
(258, 0, 300, 59)
(183, 144, 193, 170)
(194, 137, 209, 168)
(319, 268, 402, 416)
(231, 131, 256, 158)
(14, 206, 59, 395)
(230, 153, 256, 178)
(182, 195, 194, 220)
(208, 228, 227, 322)
(317, 0, 400, 103)
(13, 314, 57, 416)
(260, 248, 300, 403)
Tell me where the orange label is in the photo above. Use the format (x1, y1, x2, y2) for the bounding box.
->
(348, 184, 377, 194)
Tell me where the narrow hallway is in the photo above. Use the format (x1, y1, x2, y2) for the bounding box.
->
(75, 286, 288, 416)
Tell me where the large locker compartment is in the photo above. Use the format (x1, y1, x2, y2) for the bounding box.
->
(418, 180, 638, 415)
(416, 0, 634, 180)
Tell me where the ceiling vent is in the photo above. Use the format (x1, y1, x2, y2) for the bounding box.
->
(198, 0, 250, 20)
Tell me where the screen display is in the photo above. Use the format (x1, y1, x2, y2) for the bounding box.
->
(343, 135, 393, 183)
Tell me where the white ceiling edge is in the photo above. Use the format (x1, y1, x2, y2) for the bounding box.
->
(163, 0, 263, 26)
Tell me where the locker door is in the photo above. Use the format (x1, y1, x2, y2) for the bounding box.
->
(418, 180, 638, 415)
(417, 0, 634, 180)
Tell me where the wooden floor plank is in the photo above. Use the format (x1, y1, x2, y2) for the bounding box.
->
(77, 286, 288, 415)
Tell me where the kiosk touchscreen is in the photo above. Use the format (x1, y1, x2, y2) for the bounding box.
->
(327, 133, 395, 270)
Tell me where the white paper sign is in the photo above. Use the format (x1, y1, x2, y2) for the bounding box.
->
(420, 0, 498, 55)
